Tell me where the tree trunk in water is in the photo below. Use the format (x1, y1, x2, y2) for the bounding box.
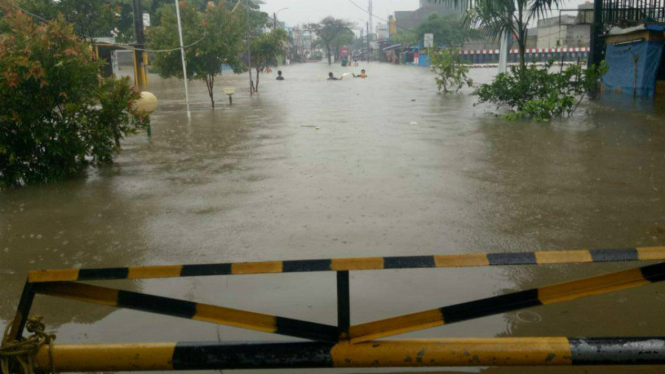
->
(255, 67, 261, 92)
(327, 45, 332, 65)
(518, 42, 526, 71)
(206, 75, 215, 109)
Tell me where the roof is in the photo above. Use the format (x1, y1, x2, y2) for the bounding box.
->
(383, 43, 402, 51)
(609, 24, 665, 35)
(538, 15, 577, 28)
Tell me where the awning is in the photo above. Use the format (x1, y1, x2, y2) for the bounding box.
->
(383, 44, 401, 51)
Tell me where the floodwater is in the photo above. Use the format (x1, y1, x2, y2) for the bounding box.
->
(1, 61, 665, 374)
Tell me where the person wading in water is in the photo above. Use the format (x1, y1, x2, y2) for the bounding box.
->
(328, 72, 344, 80)
(353, 69, 368, 78)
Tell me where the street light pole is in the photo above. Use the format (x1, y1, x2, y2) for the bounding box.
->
(274, 8, 289, 31)
(131, 0, 148, 90)
(245, 0, 254, 96)
(174, 0, 191, 118)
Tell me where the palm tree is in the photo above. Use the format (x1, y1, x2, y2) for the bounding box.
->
(431, 0, 562, 70)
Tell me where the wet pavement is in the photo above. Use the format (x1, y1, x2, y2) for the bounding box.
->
(1, 61, 665, 373)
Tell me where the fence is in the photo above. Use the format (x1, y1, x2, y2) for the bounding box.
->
(401, 47, 590, 68)
(461, 47, 590, 64)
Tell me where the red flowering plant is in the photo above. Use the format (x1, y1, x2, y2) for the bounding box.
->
(0, 7, 148, 188)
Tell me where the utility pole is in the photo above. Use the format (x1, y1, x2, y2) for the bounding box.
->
(366, 22, 370, 63)
(360, 28, 364, 60)
(368, 0, 373, 46)
(273, 12, 277, 31)
(589, 0, 603, 67)
(245, 0, 254, 96)
(131, 0, 148, 90)
(174, 0, 191, 118)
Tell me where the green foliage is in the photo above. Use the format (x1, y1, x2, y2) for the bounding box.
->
(474, 60, 609, 121)
(17, 0, 118, 38)
(113, 0, 175, 42)
(250, 28, 287, 91)
(431, 0, 561, 70)
(416, 13, 478, 47)
(115, 0, 264, 43)
(331, 29, 354, 56)
(392, 29, 417, 47)
(308, 17, 354, 65)
(148, 0, 245, 108)
(430, 47, 473, 93)
(0, 10, 148, 188)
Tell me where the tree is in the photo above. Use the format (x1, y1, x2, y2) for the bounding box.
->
(113, 0, 173, 42)
(148, 1, 245, 108)
(331, 29, 354, 61)
(225, 0, 269, 37)
(308, 17, 354, 65)
(474, 60, 608, 120)
(250, 28, 287, 92)
(431, 0, 561, 70)
(17, 0, 118, 39)
(0, 9, 148, 188)
(392, 29, 417, 47)
(416, 13, 478, 47)
(431, 47, 473, 92)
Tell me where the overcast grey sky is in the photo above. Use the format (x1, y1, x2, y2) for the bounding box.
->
(259, 0, 591, 30)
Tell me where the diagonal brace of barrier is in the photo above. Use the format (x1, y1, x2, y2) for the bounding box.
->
(31, 282, 339, 343)
(349, 261, 665, 343)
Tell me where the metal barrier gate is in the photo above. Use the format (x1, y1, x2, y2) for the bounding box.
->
(6, 246, 665, 371)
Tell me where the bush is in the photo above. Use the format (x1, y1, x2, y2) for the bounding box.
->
(0, 10, 148, 188)
(474, 60, 608, 121)
(430, 47, 473, 93)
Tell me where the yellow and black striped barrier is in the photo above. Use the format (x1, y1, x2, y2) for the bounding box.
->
(34, 338, 665, 371)
(349, 261, 665, 343)
(7, 246, 665, 370)
(31, 282, 338, 343)
(26, 246, 665, 282)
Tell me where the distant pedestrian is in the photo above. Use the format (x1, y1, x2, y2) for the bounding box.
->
(276, 71, 284, 80)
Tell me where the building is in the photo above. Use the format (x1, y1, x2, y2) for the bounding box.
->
(537, 15, 577, 48)
(576, 2, 594, 24)
(537, 3, 594, 49)
(394, 3, 462, 31)
(376, 22, 389, 41)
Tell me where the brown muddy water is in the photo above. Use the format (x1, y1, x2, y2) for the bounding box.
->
(1, 61, 665, 374)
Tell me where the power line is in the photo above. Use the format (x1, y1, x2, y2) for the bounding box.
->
(345, 0, 419, 36)
(8, 2, 207, 54)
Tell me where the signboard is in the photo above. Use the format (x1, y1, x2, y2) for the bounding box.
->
(424, 33, 434, 48)
(142, 12, 151, 28)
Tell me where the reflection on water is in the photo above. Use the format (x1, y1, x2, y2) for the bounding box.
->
(1, 61, 664, 373)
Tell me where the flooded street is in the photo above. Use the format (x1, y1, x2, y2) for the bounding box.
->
(2, 61, 665, 373)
